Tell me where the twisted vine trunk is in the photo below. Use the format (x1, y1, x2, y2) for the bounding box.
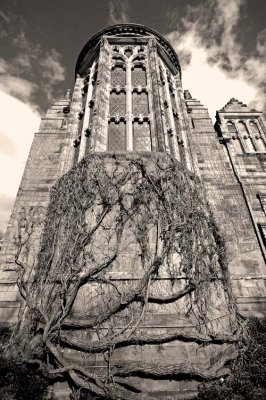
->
(11, 153, 239, 399)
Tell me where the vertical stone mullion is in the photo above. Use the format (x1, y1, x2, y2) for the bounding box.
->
(174, 76, 194, 171)
(161, 106, 170, 154)
(126, 60, 133, 151)
(161, 66, 180, 161)
(147, 39, 165, 152)
(60, 76, 83, 174)
(78, 64, 95, 161)
(146, 57, 157, 151)
(91, 37, 111, 152)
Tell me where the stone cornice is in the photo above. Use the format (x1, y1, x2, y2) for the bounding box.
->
(75, 23, 181, 77)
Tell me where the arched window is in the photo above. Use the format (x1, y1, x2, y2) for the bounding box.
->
(227, 122, 243, 153)
(111, 65, 126, 87)
(132, 91, 149, 115)
(250, 121, 266, 151)
(108, 121, 126, 152)
(108, 45, 151, 153)
(133, 121, 151, 151)
(132, 65, 146, 87)
(227, 121, 237, 134)
(249, 121, 260, 134)
(238, 121, 256, 152)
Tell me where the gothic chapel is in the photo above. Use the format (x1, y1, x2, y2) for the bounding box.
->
(1, 24, 266, 399)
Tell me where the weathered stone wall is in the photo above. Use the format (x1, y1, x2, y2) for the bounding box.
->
(185, 94, 266, 317)
(0, 94, 73, 324)
(22, 152, 236, 400)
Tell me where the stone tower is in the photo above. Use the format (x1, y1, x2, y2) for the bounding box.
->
(0, 24, 266, 399)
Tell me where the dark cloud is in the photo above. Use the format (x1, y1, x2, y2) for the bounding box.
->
(108, 0, 130, 25)
(0, 13, 66, 112)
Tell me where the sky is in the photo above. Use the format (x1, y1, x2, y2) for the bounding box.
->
(0, 0, 265, 233)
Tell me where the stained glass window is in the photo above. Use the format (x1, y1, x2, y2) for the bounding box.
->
(111, 66, 126, 87)
(133, 122, 151, 151)
(108, 121, 126, 152)
(132, 66, 146, 87)
(109, 91, 126, 115)
(132, 92, 149, 115)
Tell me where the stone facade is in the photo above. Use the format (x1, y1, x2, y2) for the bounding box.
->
(0, 23, 266, 399)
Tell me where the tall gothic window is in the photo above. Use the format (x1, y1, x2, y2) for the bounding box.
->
(108, 61, 127, 152)
(108, 46, 151, 152)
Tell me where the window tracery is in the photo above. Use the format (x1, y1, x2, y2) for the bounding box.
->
(124, 48, 133, 58)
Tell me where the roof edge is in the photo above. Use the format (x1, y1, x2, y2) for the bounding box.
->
(75, 23, 181, 77)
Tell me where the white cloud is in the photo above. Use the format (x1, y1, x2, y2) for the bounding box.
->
(0, 75, 37, 103)
(0, 28, 66, 112)
(169, 30, 257, 119)
(0, 90, 40, 232)
(0, 19, 65, 233)
(167, 0, 266, 119)
(108, 0, 130, 25)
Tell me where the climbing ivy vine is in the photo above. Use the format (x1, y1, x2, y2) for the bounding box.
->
(7, 153, 240, 399)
